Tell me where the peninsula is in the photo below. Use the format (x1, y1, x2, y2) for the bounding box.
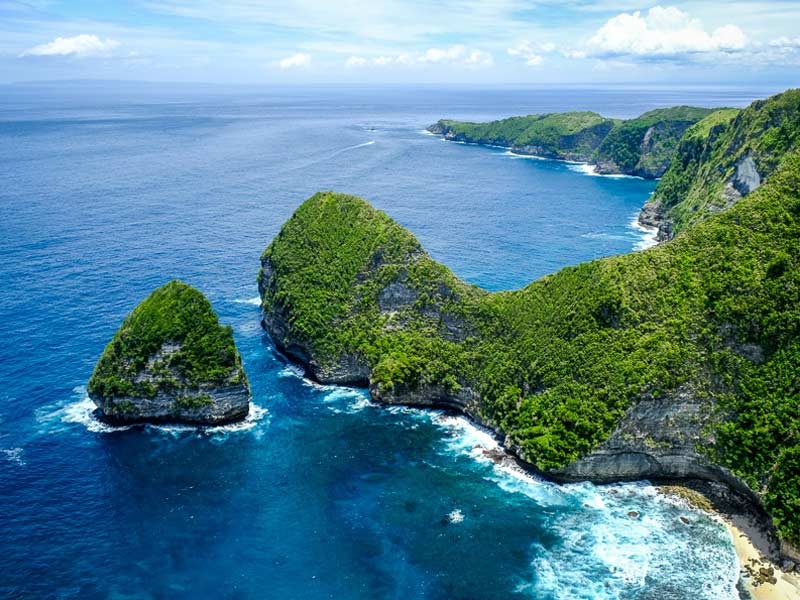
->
(260, 90, 800, 565)
(428, 105, 721, 178)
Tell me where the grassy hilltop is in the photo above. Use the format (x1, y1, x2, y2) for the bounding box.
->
(89, 280, 246, 400)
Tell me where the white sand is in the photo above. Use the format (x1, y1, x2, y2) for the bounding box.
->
(722, 515, 800, 600)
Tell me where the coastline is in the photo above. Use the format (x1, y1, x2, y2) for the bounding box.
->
(456, 405, 800, 599)
(425, 128, 654, 180)
(727, 517, 800, 600)
(658, 486, 800, 600)
(270, 339, 799, 598)
(268, 326, 800, 596)
(421, 129, 648, 181)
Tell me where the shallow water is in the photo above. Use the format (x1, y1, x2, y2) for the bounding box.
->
(0, 84, 766, 598)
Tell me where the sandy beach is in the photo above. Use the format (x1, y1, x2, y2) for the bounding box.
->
(658, 486, 800, 600)
(725, 516, 800, 600)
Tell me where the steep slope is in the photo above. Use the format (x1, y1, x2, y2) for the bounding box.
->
(428, 112, 615, 162)
(259, 141, 799, 554)
(593, 106, 718, 178)
(428, 106, 717, 178)
(89, 280, 250, 424)
(640, 90, 800, 239)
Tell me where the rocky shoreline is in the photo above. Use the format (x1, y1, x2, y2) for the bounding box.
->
(263, 332, 800, 598)
(426, 121, 641, 178)
(257, 185, 800, 569)
(262, 321, 800, 575)
(658, 486, 800, 600)
(88, 281, 251, 426)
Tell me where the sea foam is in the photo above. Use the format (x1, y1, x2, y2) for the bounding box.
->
(2, 447, 25, 465)
(38, 387, 269, 437)
(417, 404, 739, 599)
(629, 212, 659, 250)
(233, 296, 261, 306)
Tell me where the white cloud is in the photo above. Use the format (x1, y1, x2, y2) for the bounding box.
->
(277, 52, 311, 69)
(769, 36, 800, 50)
(587, 6, 747, 58)
(507, 41, 551, 66)
(419, 45, 465, 63)
(342, 46, 491, 68)
(466, 49, 493, 66)
(345, 55, 368, 67)
(20, 34, 120, 58)
(375, 53, 414, 65)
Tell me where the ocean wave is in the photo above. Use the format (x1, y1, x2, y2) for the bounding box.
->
(321, 387, 373, 413)
(275, 364, 373, 413)
(629, 212, 659, 250)
(2, 447, 24, 465)
(448, 508, 464, 523)
(420, 407, 738, 598)
(581, 231, 634, 242)
(278, 363, 306, 378)
(565, 162, 645, 179)
(430, 412, 500, 457)
(233, 296, 261, 306)
(37, 387, 269, 437)
(503, 150, 547, 160)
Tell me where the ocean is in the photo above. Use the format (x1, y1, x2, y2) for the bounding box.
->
(0, 84, 770, 598)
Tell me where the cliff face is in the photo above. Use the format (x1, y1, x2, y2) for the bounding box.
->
(88, 281, 250, 425)
(429, 112, 615, 163)
(640, 91, 800, 240)
(259, 91, 800, 555)
(428, 106, 716, 179)
(259, 154, 799, 556)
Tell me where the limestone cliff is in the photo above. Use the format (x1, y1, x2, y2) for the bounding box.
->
(259, 157, 800, 557)
(258, 91, 800, 557)
(639, 90, 800, 240)
(88, 280, 250, 425)
(428, 106, 717, 179)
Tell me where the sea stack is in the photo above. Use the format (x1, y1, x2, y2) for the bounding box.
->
(88, 280, 250, 425)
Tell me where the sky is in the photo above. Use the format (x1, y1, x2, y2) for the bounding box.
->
(1, 0, 800, 86)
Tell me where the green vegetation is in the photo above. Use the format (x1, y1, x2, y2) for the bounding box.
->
(260, 191, 483, 380)
(431, 105, 719, 177)
(434, 111, 615, 160)
(652, 89, 800, 235)
(88, 280, 246, 399)
(594, 106, 718, 177)
(262, 91, 800, 545)
(174, 394, 215, 409)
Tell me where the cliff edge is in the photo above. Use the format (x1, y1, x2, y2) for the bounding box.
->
(259, 91, 800, 560)
(88, 280, 250, 425)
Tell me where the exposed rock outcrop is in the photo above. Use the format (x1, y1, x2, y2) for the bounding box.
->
(637, 198, 673, 241)
(88, 280, 250, 425)
(258, 182, 800, 560)
(732, 154, 762, 196)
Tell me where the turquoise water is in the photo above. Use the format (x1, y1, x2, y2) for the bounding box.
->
(0, 85, 763, 598)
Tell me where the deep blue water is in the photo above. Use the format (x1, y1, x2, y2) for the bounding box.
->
(0, 85, 768, 599)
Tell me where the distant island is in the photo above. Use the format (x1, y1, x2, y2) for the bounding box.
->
(260, 90, 800, 566)
(88, 280, 250, 425)
(428, 106, 724, 181)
